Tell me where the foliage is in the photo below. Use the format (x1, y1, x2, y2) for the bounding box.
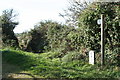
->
(60, 0, 89, 27)
(84, 2, 119, 50)
(63, 2, 120, 52)
(62, 51, 88, 62)
(19, 20, 89, 59)
(16, 31, 32, 51)
(19, 21, 65, 53)
(0, 9, 19, 48)
(19, 20, 84, 55)
(105, 47, 120, 66)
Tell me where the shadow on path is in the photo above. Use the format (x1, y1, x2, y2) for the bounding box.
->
(2, 60, 37, 79)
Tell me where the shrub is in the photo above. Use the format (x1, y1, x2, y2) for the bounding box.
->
(62, 51, 88, 62)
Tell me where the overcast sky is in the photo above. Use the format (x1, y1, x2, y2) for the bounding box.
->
(0, 0, 93, 33)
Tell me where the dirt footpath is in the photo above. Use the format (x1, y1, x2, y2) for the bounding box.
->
(2, 61, 36, 79)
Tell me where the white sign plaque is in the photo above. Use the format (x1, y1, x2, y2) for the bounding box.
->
(97, 19, 101, 25)
(89, 50, 95, 65)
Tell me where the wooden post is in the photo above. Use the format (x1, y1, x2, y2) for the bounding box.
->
(0, 27, 2, 48)
(0, 50, 2, 79)
(101, 14, 105, 66)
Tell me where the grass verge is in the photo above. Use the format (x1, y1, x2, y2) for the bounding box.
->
(1, 49, 120, 78)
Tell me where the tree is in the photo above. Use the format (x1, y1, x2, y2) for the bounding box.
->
(23, 20, 74, 54)
(25, 21, 52, 53)
(0, 9, 19, 48)
(78, 2, 120, 50)
(60, 0, 89, 27)
(62, 1, 120, 51)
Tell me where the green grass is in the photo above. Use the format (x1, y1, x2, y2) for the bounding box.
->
(1, 48, 120, 78)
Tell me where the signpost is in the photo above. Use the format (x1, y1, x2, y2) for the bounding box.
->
(0, 27, 2, 79)
(97, 14, 105, 66)
(101, 14, 105, 66)
(0, 52, 1, 79)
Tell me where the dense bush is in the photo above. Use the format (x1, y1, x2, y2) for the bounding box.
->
(78, 2, 120, 51)
(25, 21, 66, 53)
(62, 51, 88, 62)
(61, 2, 120, 64)
(0, 9, 19, 48)
(16, 32, 31, 50)
(18, 21, 85, 55)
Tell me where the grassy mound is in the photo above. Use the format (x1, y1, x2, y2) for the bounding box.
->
(1, 49, 120, 78)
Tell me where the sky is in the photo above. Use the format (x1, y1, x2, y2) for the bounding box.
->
(0, 0, 70, 33)
(0, 0, 93, 33)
